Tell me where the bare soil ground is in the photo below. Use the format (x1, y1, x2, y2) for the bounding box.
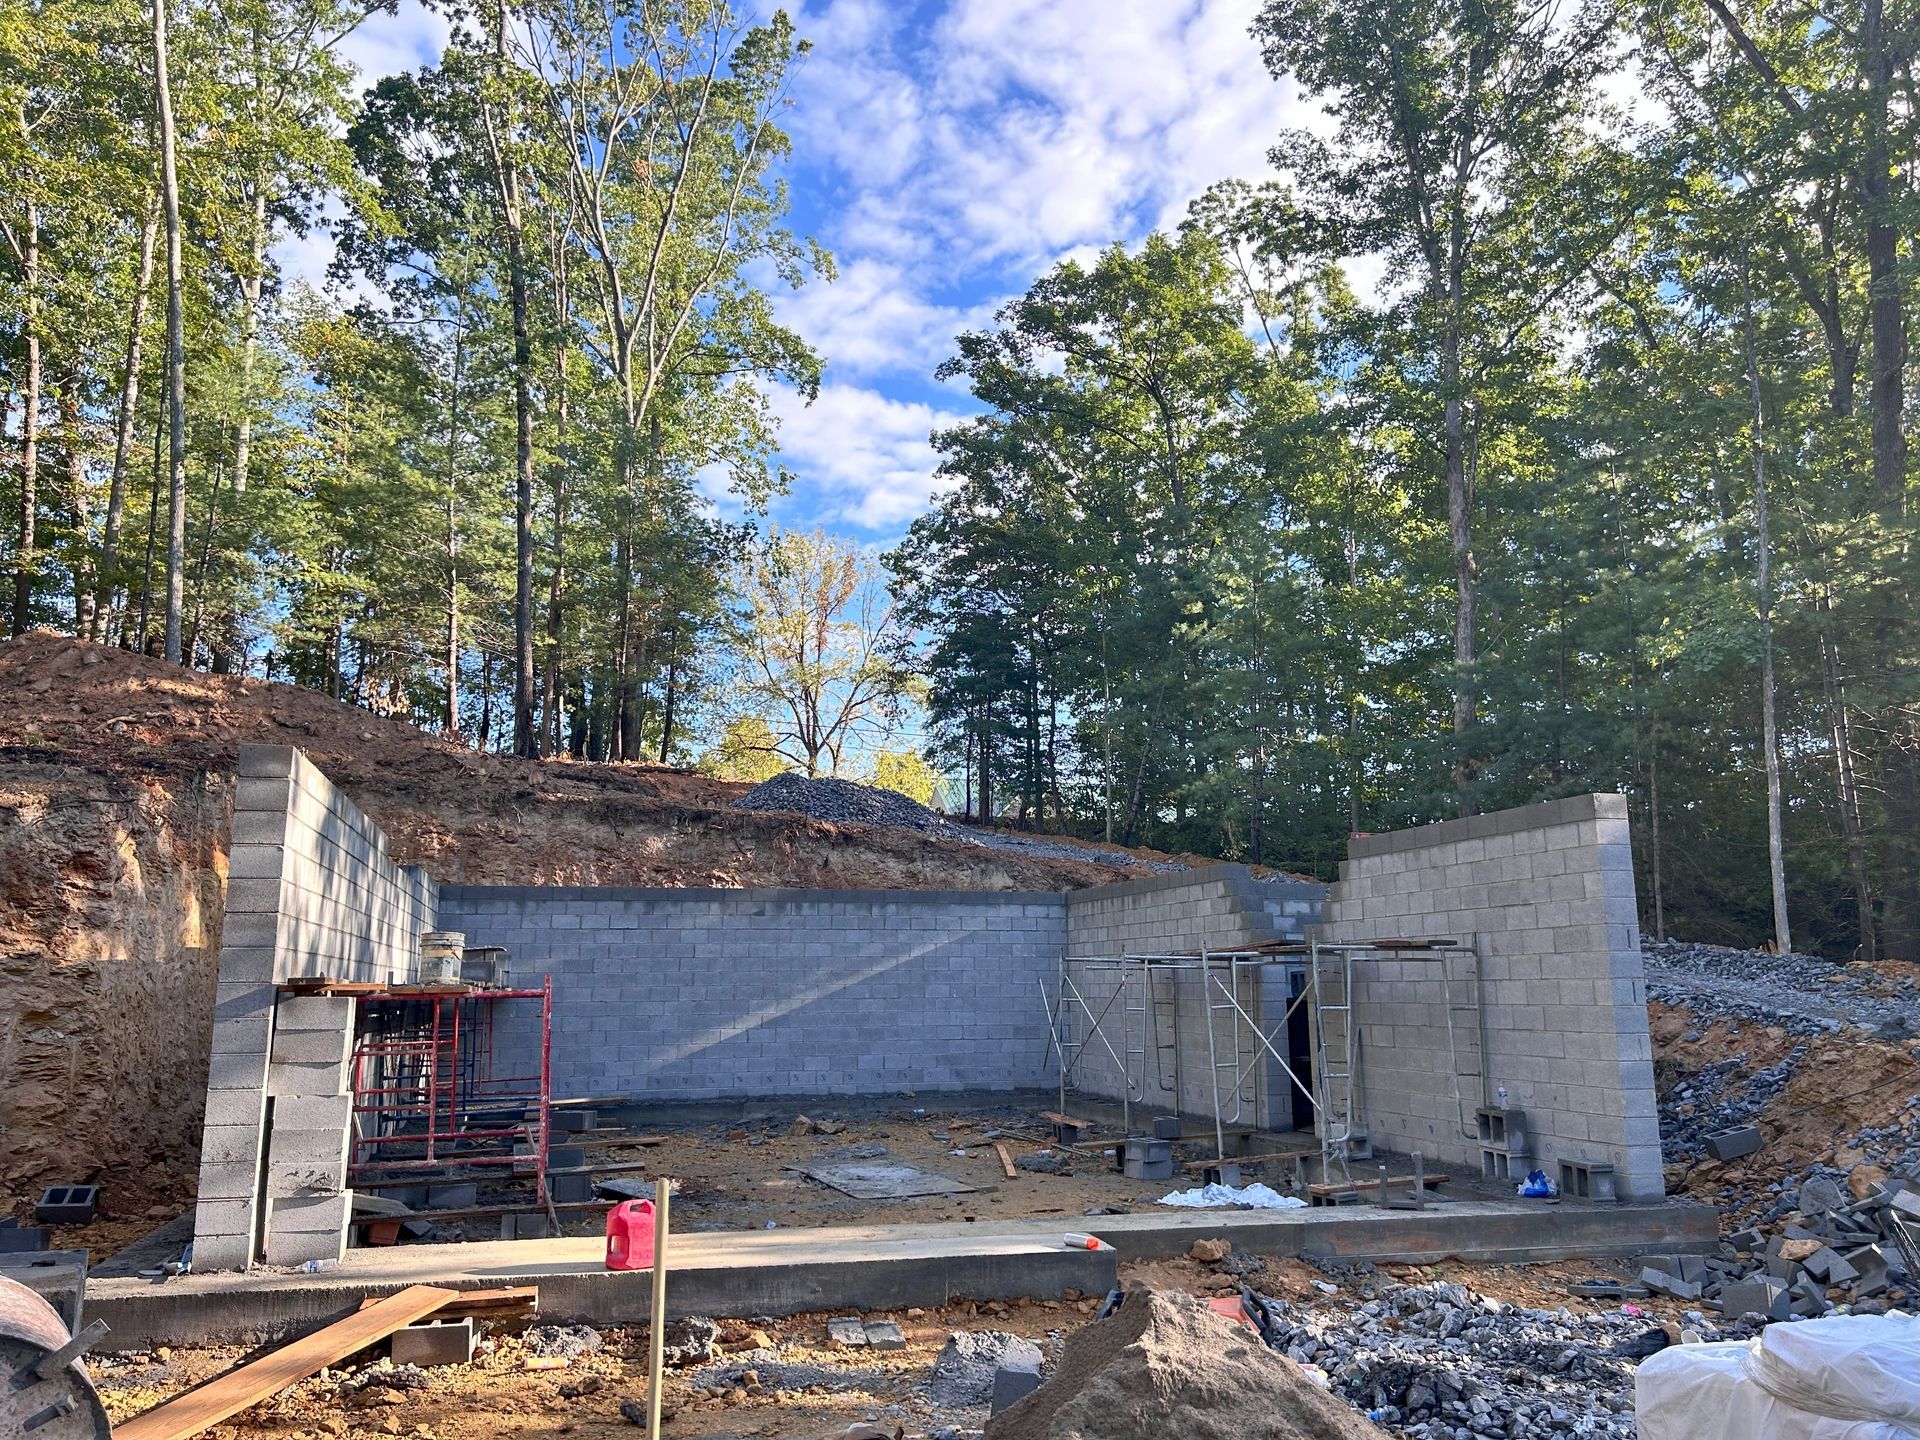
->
(92, 1257, 1679, 1440)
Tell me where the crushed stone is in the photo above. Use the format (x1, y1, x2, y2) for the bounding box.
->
(522, 1323, 603, 1359)
(930, 1331, 1047, 1408)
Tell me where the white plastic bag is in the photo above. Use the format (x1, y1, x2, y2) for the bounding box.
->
(1635, 1313, 1920, 1440)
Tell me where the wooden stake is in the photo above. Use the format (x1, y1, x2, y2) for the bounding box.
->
(646, 1176, 671, 1440)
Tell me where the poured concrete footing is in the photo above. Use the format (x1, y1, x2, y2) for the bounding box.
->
(89, 1197, 1714, 1348)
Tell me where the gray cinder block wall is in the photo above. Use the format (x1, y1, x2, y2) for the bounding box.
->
(1316, 794, 1662, 1199)
(1057, 867, 1322, 1126)
(193, 745, 435, 1269)
(436, 886, 1068, 1100)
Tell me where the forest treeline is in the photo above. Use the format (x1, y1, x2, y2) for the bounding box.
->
(4, 0, 1918, 960)
(892, 0, 1920, 964)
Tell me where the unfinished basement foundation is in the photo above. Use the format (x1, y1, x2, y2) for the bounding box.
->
(189, 745, 1672, 1278)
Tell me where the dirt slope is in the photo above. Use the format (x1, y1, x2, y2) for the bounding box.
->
(0, 632, 1156, 1198)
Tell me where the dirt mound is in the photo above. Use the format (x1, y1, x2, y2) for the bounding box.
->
(0, 631, 1159, 1197)
(986, 1286, 1389, 1440)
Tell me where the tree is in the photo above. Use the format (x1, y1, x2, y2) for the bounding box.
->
(869, 749, 937, 807)
(154, 0, 188, 664)
(1252, 0, 1616, 809)
(727, 528, 916, 778)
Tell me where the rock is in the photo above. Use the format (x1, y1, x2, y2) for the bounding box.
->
(662, 1318, 721, 1367)
(929, 1330, 1045, 1408)
(524, 1324, 604, 1359)
(1188, 1238, 1232, 1264)
(792, 1116, 817, 1136)
(1848, 1165, 1889, 1201)
(827, 1317, 869, 1348)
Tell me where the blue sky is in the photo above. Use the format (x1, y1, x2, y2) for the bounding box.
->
(319, 0, 1307, 546)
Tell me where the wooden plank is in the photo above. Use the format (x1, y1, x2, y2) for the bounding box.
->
(1037, 1111, 1088, 1128)
(1307, 1173, 1450, 1198)
(993, 1142, 1017, 1179)
(115, 1284, 461, 1440)
(1178, 1149, 1321, 1173)
(355, 1286, 539, 1317)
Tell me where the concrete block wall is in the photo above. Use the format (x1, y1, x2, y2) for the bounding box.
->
(1316, 794, 1662, 1199)
(437, 886, 1068, 1100)
(1063, 865, 1322, 958)
(1057, 868, 1322, 1126)
(193, 746, 435, 1270)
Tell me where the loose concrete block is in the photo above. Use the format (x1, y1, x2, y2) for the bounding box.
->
(1844, 1244, 1889, 1296)
(827, 1317, 868, 1347)
(1640, 1268, 1701, 1301)
(991, 1364, 1045, 1415)
(1704, 1125, 1763, 1162)
(426, 1183, 478, 1209)
(1721, 1276, 1791, 1320)
(864, 1320, 906, 1350)
(391, 1318, 478, 1367)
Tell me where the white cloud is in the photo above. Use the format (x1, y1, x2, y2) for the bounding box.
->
(778, 258, 995, 380)
(769, 384, 968, 530)
(338, 0, 450, 86)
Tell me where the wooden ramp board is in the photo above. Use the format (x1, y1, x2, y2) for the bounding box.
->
(114, 1284, 460, 1440)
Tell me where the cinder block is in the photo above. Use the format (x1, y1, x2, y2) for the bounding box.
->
(275, 995, 358, 1032)
(190, 1197, 258, 1238)
(271, 1026, 353, 1067)
(1721, 1276, 1791, 1320)
(271, 1093, 353, 1133)
(268, 1059, 353, 1097)
(391, 1318, 477, 1367)
(263, 1224, 346, 1268)
(267, 1192, 353, 1234)
(1705, 1125, 1763, 1162)
(206, 1048, 273, 1092)
(196, 1161, 263, 1202)
(191, 1232, 257, 1271)
(199, 1122, 266, 1169)
(205, 1087, 271, 1129)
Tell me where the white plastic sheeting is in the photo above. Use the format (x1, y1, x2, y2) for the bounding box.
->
(1155, 1181, 1306, 1210)
(1635, 1313, 1920, 1440)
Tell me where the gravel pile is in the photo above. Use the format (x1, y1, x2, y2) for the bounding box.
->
(1642, 940, 1919, 1037)
(732, 773, 1179, 872)
(1257, 1275, 1702, 1438)
(1659, 1046, 1809, 1165)
(735, 774, 954, 832)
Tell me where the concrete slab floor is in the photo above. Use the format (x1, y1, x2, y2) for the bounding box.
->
(88, 1197, 1714, 1347)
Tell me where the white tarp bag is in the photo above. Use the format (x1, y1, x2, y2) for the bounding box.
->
(1635, 1313, 1920, 1440)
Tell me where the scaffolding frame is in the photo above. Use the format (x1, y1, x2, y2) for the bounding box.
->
(346, 977, 554, 1206)
(1042, 938, 1481, 1180)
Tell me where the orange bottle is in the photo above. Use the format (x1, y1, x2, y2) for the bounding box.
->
(605, 1198, 656, 1270)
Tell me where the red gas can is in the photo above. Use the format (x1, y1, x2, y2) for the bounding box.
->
(605, 1198, 656, 1271)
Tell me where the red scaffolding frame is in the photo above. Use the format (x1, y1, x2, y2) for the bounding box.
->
(345, 978, 553, 1205)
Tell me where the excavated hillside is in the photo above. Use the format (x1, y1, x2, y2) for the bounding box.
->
(0, 632, 1151, 1200)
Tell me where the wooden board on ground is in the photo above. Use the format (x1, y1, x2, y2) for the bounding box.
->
(1037, 1111, 1088, 1128)
(993, 1142, 1017, 1179)
(1307, 1173, 1450, 1200)
(1179, 1149, 1320, 1173)
(115, 1284, 460, 1440)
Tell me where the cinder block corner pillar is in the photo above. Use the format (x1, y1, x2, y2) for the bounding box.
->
(262, 995, 359, 1266)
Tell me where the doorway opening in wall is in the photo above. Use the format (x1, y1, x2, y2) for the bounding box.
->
(1286, 966, 1316, 1131)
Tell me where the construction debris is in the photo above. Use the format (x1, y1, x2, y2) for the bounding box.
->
(930, 1331, 1046, 1408)
(986, 1286, 1390, 1439)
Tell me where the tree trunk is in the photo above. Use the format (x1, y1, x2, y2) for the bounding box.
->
(59, 385, 91, 630)
(93, 197, 158, 641)
(443, 325, 464, 735)
(542, 241, 570, 757)
(657, 624, 678, 764)
(1744, 253, 1792, 955)
(155, 0, 189, 666)
(213, 187, 269, 673)
(11, 198, 39, 637)
(1818, 590, 1875, 957)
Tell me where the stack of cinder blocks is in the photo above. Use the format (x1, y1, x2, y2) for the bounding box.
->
(193, 744, 435, 1270)
(264, 995, 358, 1266)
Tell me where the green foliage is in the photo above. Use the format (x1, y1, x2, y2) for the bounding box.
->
(868, 749, 937, 807)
